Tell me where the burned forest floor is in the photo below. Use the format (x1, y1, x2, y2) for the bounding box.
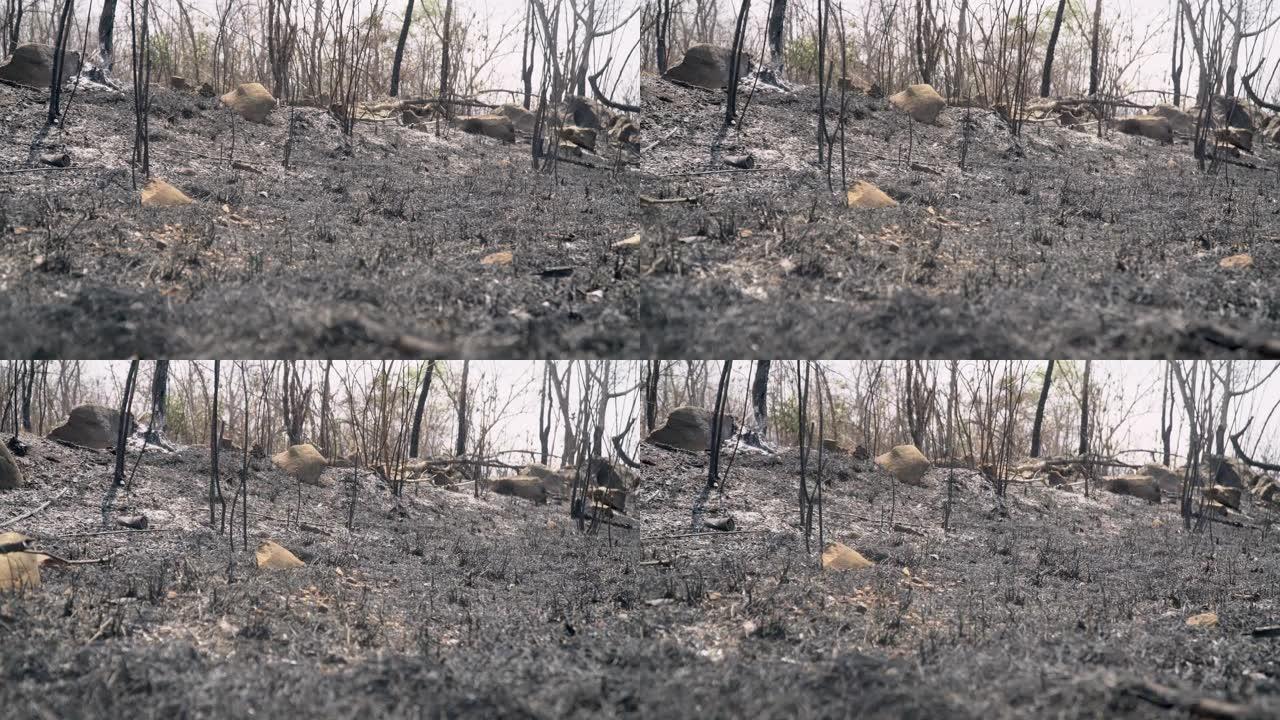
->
(0, 79, 644, 357)
(640, 74, 1280, 357)
(3, 432, 1280, 719)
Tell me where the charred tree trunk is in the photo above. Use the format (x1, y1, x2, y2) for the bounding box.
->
(409, 360, 436, 458)
(1040, 0, 1067, 97)
(145, 359, 169, 446)
(538, 363, 552, 464)
(210, 360, 223, 529)
(20, 361, 34, 432)
(318, 360, 331, 456)
(1030, 361, 1054, 458)
(1087, 0, 1102, 96)
(97, 0, 119, 71)
(454, 359, 469, 457)
(751, 360, 771, 437)
(644, 360, 661, 432)
(389, 0, 414, 97)
(724, 0, 751, 125)
(655, 0, 673, 73)
(47, 0, 75, 125)
(1078, 360, 1092, 456)
(707, 361, 733, 488)
(766, 0, 787, 74)
(439, 0, 453, 118)
(521, 0, 535, 107)
(113, 360, 140, 487)
(1161, 363, 1174, 466)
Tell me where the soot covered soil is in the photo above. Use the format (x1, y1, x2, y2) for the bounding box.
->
(640, 75, 1280, 358)
(2, 433, 1279, 718)
(0, 80, 643, 357)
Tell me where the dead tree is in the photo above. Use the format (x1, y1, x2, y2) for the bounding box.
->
(266, 0, 298, 100)
(1172, 0, 1186, 106)
(281, 360, 309, 446)
(47, 0, 75, 125)
(766, 0, 786, 76)
(1078, 360, 1092, 456)
(210, 360, 225, 529)
(145, 359, 169, 447)
(389, 0, 415, 96)
(724, 0, 751, 125)
(654, 0, 674, 73)
(97, 0, 119, 71)
(409, 360, 436, 458)
(439, 0, 454, 118)
(112, 360, 140, 487)
(1040, 0, 1067, 96)
(1030, 360, 1054, 458)
(1088, 0, 1103, 96)
(128, 0, 152, 184)
(707, 361, 733, 488)
(644, 360, 661, 432)
(750, 360, 770, 440)
(454, 359, 469, 458)
(912, 0, 944, 85)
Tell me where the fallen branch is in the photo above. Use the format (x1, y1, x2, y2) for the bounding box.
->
(0, 165, 105, 175)
(46, 527, 182, 539)
(639, 195, 700, 205)
(658, 167, 786, 178)
(0, 487, 69, 528)
(640, 529, 772, 542)
(642, 128, 678, 154)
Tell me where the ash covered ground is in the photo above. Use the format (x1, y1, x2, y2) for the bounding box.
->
(2, 432, 1278, 718)
(0, 79, 644, 357)
(640, 74, 1280, 357)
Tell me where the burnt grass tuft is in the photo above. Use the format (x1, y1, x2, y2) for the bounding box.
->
(2, 436, 1278, 718)
(0, 82, 641, 357)
(640, 76, 1280, 357)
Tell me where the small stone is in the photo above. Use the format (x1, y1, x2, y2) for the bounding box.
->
(724, 153, 754, 169)
(1219, 253, 1253, 270)
(481, 251, 513, 266)
(39, 152, 70, 167)
(116, 514, 148, 530)
(613, 233, 643, 251)
(847, 180, 898, 209)
(141, 179, 194, 208)
(1186, 611, 1218, 628)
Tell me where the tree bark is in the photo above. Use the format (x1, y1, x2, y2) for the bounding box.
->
(751, 360, 771, 437)
(146, 359, 169, 446)
(1039, 0, 1067, 97)
(439, 0, 453, 117)
(389, 0, 414, 97)
(724, 0, 751, 125)
(1030, 361, 1054, 457)
(1088, 0, 1103, 96)
(1078, 360, 1092, 456)
(409, 360, 436, 458)
(113, 360, 139, 486)
(454, 360, 469, 457)
(97, 0, 119, 71)
(707, 361, 733, 488)
(766, 0, 787, 73)
(644, 360, 661, 432)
